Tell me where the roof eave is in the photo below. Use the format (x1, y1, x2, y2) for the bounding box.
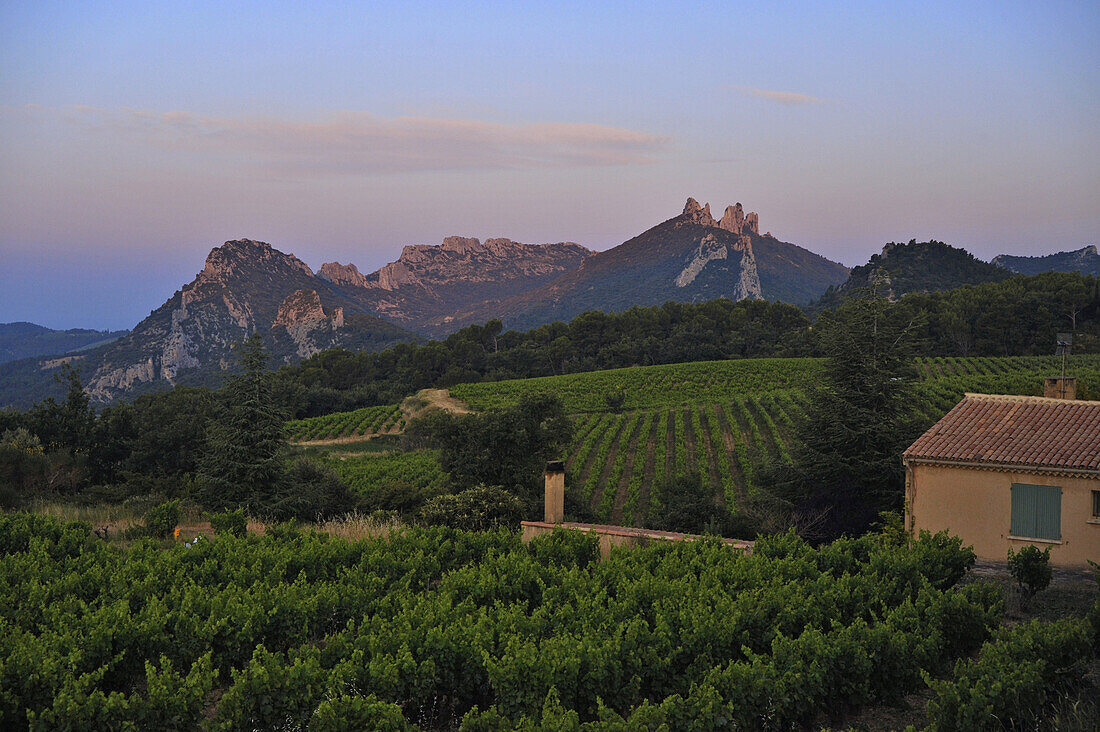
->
(902, 455, 1100, 478)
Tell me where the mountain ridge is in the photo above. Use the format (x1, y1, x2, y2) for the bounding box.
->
(992, 245, 1100, 276)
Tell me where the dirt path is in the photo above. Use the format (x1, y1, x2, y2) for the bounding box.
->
(633, 415, 659, 526)
(683, 406, 697, 473)
(714, 405, 747, 503)
(589, 416, 630, 512)
(664, 409, 675, 482)
(292, 434, 388, 447)
(403, 389, 471, 420)
(610, 416, 642, 523)
(698, 406, 723, 498)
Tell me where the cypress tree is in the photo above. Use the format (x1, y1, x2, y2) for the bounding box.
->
(197, 334, 288, 513)
(771, 277, 925, 538)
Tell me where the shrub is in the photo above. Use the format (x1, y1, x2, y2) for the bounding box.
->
(603, 389, 626, 413)
(209, 509, 247, 538)
(309, 695, 411, 731)
(145, 500, 181, 539)
(1008, 544, 1052, 600)
(926, 618, 1092, 730)
(263, 459, 356, 522)
(418, 486, 524, 531)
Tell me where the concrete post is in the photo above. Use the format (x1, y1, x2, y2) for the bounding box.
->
(544, 460, 565, 524)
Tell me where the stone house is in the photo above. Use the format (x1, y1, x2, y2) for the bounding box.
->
(903, 392, 1100, 567)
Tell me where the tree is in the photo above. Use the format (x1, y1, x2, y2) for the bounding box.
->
(416, 393, 573, 516)
(769, 280, 925, 539)
(196, 335, 290, 515)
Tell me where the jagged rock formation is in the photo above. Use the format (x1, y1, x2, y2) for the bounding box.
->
(77, 239, 412, 401)
(444, 198, 847, 331)
(0, 203, 856, 405)
(333, 236, 592, 334)
(317, 261, 370, 289)
(992, 245, 1100, 276)
(272, 289, 345, 359)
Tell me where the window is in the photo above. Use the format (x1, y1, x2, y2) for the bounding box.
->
(1093, 490, 1100, 519)
(1010, 483, 1061, 541)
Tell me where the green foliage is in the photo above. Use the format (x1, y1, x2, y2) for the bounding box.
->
(650, 472, 731, 536)
(266, 459, 356, 522)
(0, 511, 1012, 728)
(417, 393, 572, 513)
(208, 509, 247, 538)
(925, 618, 1093, 730)
(603, 388, 626, 413)
(1008, 544, 1053, 600)
(453, 358, 822, 413)
(144, 499, 181, 539)
(771, 285, 925, 539)
(325, 449, 448, 513)
(418, 486, 525, 531)
(196, 335, 291, 517)
(309, 695, 412, 731)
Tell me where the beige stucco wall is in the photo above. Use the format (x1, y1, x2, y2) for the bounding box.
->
(906, 462, 1100, 567)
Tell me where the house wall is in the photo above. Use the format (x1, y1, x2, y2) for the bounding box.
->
(906, 463, 1100, 566)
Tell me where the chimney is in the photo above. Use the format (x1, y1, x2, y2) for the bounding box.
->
(544, 461, 565, 524)
(1043, 377, 1076, 400)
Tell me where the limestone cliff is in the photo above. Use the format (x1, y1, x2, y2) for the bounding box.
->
(81, 239, 411, 401)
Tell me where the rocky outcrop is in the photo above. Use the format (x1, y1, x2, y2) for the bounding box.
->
(272, 289, 344, 358)
(717, 202, 760, 236)
(674, 232, 762, 300)
(81, 238, 411, 402)
(318, 261, 370, 289)
(682, 198, 717, 227)
(353, 236, 592, 332)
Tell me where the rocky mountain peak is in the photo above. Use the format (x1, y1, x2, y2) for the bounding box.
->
(718, 202, 759, 235)
(318, 261, 369, 289)
(440, 236, 482, 255)
(200, 238, 314, 281)
(682, 198, 759, 234)
(682, 198, 716, 226)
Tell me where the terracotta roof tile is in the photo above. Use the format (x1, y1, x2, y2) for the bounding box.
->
(904, 394, 1100, 471)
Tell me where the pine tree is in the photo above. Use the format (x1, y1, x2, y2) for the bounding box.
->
(771, 277, 925, 538)
(197, 335, 288, 513)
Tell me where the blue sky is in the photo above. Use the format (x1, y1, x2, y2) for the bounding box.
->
(1, 0, 1098, 329)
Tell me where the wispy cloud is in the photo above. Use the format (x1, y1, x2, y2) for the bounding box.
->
(4, 105, 668, 174)
(730, 86, 826, 105)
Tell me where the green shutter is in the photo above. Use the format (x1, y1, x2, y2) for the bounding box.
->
(1011, 483, 1061, 541)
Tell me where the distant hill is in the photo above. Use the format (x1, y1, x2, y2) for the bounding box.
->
(992, 245, 1100, 276)
(443, 198, 850, 331)
(0, 322, 127, 365)
(814, 240, 1011, 309)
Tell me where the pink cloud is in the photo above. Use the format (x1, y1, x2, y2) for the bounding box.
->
(40, 106, 669, 174)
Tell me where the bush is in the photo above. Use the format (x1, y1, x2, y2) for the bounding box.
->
(926, 618, 1093, 730)
(418, 486, 524, 531)
(263, 459, 356, 522)
(1008, 544, 1052, 600)
(309, 695, 411, 731)
(209, 509, 247, 537)
(603, 389, 626, 413)
(145, 500, 181, 539)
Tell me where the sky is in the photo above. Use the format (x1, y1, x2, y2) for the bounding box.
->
(1, 0, 1098, 330)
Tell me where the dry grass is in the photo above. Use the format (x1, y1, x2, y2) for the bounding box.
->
(316, 511, 403, 541)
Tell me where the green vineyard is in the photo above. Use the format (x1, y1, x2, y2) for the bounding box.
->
(286, 403, 404, 442)
(290, 355, 1100, 523)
